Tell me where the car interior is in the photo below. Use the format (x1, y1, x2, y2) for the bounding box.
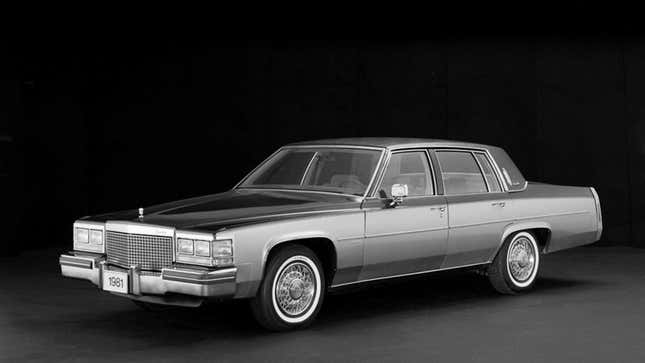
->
(378, 152, 433, 198)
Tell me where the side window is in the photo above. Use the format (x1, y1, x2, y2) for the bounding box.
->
(436, 151, 487, 195)
(377, 151, 434, 198)
(475, 153, 502, 192)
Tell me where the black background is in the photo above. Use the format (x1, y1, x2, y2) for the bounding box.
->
(1, 37, 644, 255)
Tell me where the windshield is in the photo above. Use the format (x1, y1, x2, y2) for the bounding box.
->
(239, 147, 383, 196)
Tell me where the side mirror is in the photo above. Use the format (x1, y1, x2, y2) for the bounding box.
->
(389, 184, 408, 208)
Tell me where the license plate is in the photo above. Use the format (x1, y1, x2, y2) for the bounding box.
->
(102, 270, 129, 294)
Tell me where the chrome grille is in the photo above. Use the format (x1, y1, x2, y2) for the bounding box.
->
(106, 230, 173, 270)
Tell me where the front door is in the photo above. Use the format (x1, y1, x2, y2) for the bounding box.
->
(360, 150, 449, 280)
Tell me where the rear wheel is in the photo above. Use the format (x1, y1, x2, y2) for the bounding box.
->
(250, 245, 325, 331)
(488, 231, 540, 294)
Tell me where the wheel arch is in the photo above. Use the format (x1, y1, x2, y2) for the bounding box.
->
(261, 234, 338, 287)
(493, 222, 552, 260)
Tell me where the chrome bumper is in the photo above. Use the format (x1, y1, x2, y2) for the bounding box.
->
(59, 253, 237, 304)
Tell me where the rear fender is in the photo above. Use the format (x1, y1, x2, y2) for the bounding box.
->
(491, 221, 552, 260)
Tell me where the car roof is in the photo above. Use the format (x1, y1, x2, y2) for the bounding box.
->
(287, 137, 494, 150)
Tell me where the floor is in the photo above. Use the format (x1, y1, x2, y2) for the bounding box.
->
(1, 246, 643, 362)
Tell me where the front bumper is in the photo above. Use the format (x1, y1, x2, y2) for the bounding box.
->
(59, 252, 237, 306)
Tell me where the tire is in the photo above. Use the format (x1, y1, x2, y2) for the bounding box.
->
(250, 245, 325, 331)
(488, 231, 540, 294)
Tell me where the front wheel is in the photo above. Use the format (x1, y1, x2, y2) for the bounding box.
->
(250, 245, 325, 331)
(488, 231, 540, 294)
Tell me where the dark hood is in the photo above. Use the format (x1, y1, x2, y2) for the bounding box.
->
(85, 189, 362, 232)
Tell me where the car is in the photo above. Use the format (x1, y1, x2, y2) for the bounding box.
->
(59, 137, 603, 330)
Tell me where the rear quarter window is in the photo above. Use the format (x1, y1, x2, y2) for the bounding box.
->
(487, 146, 526, 191)
(475, 153, 502, 192)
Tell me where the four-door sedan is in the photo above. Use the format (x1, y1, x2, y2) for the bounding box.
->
(60, 138, 602, 330)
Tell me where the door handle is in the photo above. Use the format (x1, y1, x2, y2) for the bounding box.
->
(430, 206, 446, 212)
(491, 201, 506, 207)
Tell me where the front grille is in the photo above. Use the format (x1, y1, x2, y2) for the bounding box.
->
(106, 230, 173, 271)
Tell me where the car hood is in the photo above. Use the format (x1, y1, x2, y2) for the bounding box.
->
(85, 189, 363, 232)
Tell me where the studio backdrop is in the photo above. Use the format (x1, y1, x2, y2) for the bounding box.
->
(2, 38, 644, 255)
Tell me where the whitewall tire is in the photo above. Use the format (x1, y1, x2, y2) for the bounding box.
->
(250, 245, 325, 331)
(488, 231, 540, 294)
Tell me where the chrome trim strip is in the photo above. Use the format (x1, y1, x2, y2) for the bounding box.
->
(59, 254, 95, 269)
(448, 219, 514, 229)
(105, 221, 175, 237)
(74, 220, 106, 230)
(368, 149, 392, 197)
(176, 230, 214, 241)
(163, 275, 236, 285)
(234, 188, 364, 199)
(162, 267, 237, 285)
(163, 267, 237, 278)
(589, 187, 603, 239)
(362, 149, 386, 198)
(365, 226, 448, 238)
(514, 210, 590, 222)
(426, 149, 438, 195)
(475, 152, 504, 192)
(485, 150, 511, 192)
(440, 191, 508, 198)
(472, 151, 492, 193)
(337, 235, 364, 241)
(285, 144, 385, 151)
(330, 261, 488, 288)
(299, 151, 319, 185)
(363, 194, 447, 202)
(130, 265, 141, 295)
(60, 260, 93, 269)
(387, 142, 492, 151)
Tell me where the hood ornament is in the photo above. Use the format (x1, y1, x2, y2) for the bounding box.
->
(138, 207, 144, 220)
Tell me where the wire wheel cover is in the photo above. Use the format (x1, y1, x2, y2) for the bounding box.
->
(274, 262, 316, 317)
(507, 237, 536, 282)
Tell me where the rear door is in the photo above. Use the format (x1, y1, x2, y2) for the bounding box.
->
(433, 149, 511, 268)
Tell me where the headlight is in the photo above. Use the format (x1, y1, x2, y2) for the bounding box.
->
(76, 228, 89, 244)
(194, 240, 210, 257)
(177, 238, 194, 254)
(73, 221, 105, 253)
(175, 230, 233, 267)
(90, 230, 103, 245)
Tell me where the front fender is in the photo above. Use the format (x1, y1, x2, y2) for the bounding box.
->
(261, 231, 338, 277)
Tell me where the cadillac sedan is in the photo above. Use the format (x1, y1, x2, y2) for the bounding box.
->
(60, 138, 602, 330)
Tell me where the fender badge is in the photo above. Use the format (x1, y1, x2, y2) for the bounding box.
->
(138, 207, 144, 220)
